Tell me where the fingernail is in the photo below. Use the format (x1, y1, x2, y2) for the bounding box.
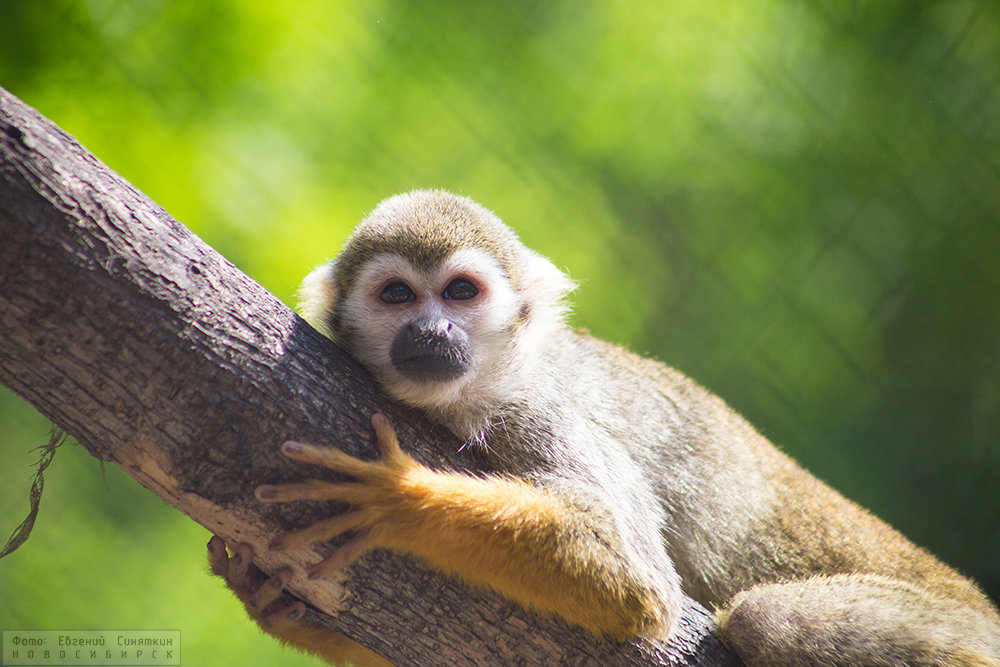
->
(282, 441, 302, 455)
(269, 538, 286, 552)
(307, 569, 322, 581)
(256, 486, 276, 500)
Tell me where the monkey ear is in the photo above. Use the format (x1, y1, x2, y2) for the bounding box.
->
(517, 249, 576, 318)
(297, 261, 340, 339)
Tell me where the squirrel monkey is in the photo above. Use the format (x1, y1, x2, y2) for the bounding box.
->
(210, 190, 1000, 666)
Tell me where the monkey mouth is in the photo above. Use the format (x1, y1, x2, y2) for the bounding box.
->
(394, 352, 470, 383)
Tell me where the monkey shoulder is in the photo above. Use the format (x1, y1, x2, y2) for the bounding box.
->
(561, 330, 770, 456)
(552, 331, 803, 596)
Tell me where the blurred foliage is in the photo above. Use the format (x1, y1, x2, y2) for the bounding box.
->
(1, 1, 998, 664)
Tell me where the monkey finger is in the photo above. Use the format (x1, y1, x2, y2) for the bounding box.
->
(261, 600, 306, 630)
(280, 441, 377, 479)
(268, 509, 370, 553)
(371, 413, 408, 462)
(307, 533, 374, 581)
(248, 567, 291, 611)
(228, 543, 253, 586)
(207, 535, 229, 577)
(256, 480, 375, 505)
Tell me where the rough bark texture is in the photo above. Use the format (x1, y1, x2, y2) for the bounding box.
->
(0, 86, 740, 666)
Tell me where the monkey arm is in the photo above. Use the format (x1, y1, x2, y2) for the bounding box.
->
(257, 413, 674, 640)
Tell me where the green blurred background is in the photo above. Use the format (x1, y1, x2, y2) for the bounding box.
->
(1, 1, 998, 665)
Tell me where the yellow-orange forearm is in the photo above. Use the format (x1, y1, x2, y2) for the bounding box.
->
(259, 416, 666, 639)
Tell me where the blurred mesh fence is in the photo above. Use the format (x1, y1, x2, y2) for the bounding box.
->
(1, 0, 998, 605)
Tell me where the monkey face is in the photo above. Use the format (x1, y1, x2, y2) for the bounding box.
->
(334, 248, 523, 411)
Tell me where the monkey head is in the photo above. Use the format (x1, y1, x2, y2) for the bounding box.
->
(298, 190, 575, 418)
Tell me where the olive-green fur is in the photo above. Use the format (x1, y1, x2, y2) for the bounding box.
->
(333, 190, 522, 297)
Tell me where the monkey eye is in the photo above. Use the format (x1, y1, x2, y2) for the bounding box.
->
(380, 281, 416, 304)
(443, 278, 479, 301)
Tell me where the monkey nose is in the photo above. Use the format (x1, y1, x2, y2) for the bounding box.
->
(408, 317, 452, 336)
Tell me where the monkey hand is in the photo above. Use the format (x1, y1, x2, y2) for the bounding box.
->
(207, 537, 307, 629)
(255, 413, 417, 580)
(257, 413, 674, 640)
(206, 536, 392, 667)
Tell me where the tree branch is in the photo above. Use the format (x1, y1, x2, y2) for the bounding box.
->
(0, 86, 739, 666)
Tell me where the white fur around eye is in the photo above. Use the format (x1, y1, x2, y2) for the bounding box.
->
(438, 248, 520, 329)
(355, 254, 426, 299)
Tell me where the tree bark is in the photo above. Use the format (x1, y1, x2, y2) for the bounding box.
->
(0, 86, 740, 666)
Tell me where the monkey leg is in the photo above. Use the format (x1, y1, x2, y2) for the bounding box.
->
(716, 574, 1000, 667)
(206, 536, 392, 667)
(257, 413, 674, 640)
